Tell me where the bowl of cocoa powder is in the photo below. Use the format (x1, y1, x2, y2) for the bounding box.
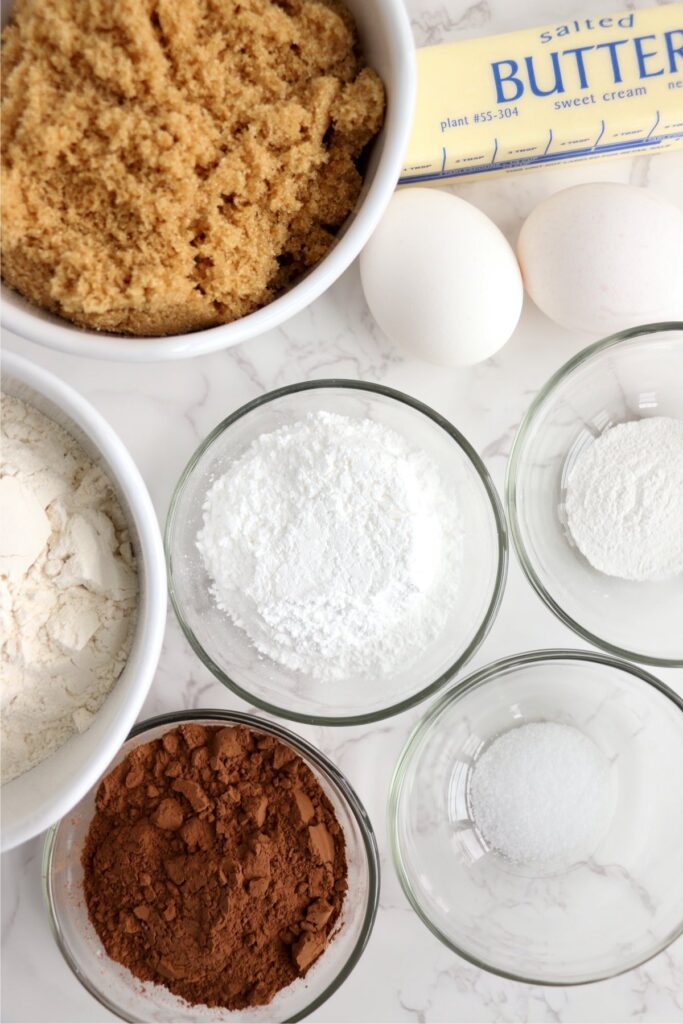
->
(43, 711, 379, 1022)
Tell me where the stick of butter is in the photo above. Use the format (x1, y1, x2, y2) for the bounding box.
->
(400, 5, 683, 184)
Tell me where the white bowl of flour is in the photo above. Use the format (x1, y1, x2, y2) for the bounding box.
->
(1, 351, 166, 850)
(166, 381, 507, 724)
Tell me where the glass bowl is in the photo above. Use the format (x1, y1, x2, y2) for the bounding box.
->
(389, 650, 683, 986)
(506, 323, 683, 666)
(166, 381, 507, 725)
(43, 710, 379, 1024)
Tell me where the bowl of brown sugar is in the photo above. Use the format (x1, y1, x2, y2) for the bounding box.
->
(43, 710, 379, 1022)
(1, 1, 415, 361)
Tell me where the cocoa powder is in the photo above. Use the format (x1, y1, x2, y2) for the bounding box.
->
(81, 723, 348, 1011)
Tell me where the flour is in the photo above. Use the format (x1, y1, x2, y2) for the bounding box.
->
(565, 417, 683, 581)
(1, 395, 138, 784)
(197, 411, 463, 680)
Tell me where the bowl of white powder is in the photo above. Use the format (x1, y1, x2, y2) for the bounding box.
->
(1, 351, 166, 851)
(166, 381, 507, 724)
(390, 650, 683, 984)
(507, 323, 683, 666)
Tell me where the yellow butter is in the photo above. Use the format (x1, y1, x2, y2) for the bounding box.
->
(401, 5, 683, 184)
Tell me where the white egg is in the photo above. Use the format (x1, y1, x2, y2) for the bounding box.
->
(359, 188, 523, 367)
(517, 182, 683, 335)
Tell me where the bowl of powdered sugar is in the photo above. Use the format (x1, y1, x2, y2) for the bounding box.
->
(507, 323, 683, 666)
(1, 351, 166, 850)
(390, 650, 683, 985)
(166, 381, 507, 723)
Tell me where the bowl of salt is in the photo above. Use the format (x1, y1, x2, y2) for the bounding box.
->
(389, 649, 683, 985)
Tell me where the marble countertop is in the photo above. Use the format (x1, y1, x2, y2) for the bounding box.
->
(2, 0, 682, 1021)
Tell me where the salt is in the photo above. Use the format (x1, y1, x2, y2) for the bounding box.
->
(469, 721, 614, 864)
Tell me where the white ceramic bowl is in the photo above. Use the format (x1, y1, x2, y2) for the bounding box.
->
(0, 1, 415, 361)
(1, 351, 167, 850)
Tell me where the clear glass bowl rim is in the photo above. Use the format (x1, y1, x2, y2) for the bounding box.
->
(43, 708, 381, 1024)
(388, 647, 683, 987)
(506, 321, 683, 668)
(165, 379, 509, 726)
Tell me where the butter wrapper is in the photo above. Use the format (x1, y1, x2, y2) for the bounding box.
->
(401, 4, 683, 184)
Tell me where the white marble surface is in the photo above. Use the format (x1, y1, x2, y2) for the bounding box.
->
(2, 0, 683, 1020)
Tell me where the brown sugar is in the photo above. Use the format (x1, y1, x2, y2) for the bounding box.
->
(1, 0, 385, 336)
(81, 723, 348, 1011)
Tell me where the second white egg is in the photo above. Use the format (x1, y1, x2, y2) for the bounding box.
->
(517, 182, 683, 335)
(359, 189, 523, 367)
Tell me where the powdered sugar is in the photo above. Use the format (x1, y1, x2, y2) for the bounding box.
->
(565, 417, 683, 581)
(197, 411, 463, 680)
(469, 722, 614, 865)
